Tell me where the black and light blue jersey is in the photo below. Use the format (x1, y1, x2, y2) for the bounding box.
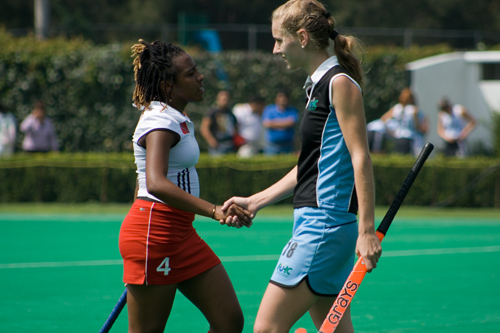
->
(293, 57, 359, 214)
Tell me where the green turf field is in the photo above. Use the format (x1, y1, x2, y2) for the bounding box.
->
(0, 204, 499, 332)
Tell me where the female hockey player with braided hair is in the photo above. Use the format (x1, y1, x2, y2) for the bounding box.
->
(119, 40, 251, 333)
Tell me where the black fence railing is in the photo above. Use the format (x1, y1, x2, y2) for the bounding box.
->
(9, 24, 500, 51)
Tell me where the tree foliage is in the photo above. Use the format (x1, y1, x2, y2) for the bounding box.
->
(3, 0, 500, 42)
(329, 0, 500, 31)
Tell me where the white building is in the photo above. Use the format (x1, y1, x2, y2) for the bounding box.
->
(406, 51, 500, 153)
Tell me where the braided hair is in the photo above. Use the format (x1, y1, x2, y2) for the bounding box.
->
(131, 39, 185, 110)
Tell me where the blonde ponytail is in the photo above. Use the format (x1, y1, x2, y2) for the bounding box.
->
(333, 34, 365, 88)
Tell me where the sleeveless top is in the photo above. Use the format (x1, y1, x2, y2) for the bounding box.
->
(440, 105, 466, 140)
(390, 103, 418, 139)
(294, 57, 359, 216)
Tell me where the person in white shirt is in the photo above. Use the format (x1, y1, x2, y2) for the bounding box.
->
(437, 98, 476, 157)
(0, 103, 16, 156)
(381, 88, 428, 156)
(232, 95, 266, 157)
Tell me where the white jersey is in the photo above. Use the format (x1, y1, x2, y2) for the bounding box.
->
(133, 101, 200, 202)
(0, 112, 16, 156)
(439, 105, 466, 140)
(232, 103, 263, 143)
(391, 103, 418, 139)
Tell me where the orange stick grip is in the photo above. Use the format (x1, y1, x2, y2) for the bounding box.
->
(317, 231, 385, 333)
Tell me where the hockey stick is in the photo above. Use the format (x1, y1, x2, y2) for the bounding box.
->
(316, 142, 434, 333)
(99, 288, 127, 333)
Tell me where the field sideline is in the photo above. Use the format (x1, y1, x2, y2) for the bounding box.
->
(0, 202, 499, 218)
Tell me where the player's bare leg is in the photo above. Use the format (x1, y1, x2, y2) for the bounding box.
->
(254, 280, 317, 333)
(178, 263, 243, 333)
(126, 284, 177, 333)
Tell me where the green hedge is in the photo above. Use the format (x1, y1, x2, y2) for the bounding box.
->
(0, 153, 499, 208)
(2, 31, 498, 208)
(0, 29, 459, 153)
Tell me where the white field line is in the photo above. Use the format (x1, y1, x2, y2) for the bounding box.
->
(1, 246, 499, 269)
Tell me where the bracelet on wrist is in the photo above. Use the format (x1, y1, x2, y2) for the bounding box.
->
(211, 205, 216, 220)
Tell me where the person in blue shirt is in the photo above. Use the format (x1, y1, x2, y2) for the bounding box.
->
(262, 89, 299, 154)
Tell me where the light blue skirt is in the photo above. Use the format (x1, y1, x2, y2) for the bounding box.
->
(270, 207, 358, 296)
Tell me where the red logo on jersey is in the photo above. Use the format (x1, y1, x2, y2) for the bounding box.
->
(180, 122, 189, 134)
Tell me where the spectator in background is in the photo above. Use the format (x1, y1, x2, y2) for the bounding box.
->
(412, 108, 429, 156)
(200, 90, 239, 155)
(0, 103, 17, 156)
(232, 95, 266, 158)
(367, 118, 394, 154)
(20, 101, 58, 153)
(380, 88, 427, 156)
(437, 98, 476, 157)
(262, 90, 299, 155)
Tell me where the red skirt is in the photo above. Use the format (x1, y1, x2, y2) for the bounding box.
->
(119, 199, 221, 285)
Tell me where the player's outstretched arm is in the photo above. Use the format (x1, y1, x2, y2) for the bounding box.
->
(221, 166, 298, 227)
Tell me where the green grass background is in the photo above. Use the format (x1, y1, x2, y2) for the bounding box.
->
(0, 204, 499, 332)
